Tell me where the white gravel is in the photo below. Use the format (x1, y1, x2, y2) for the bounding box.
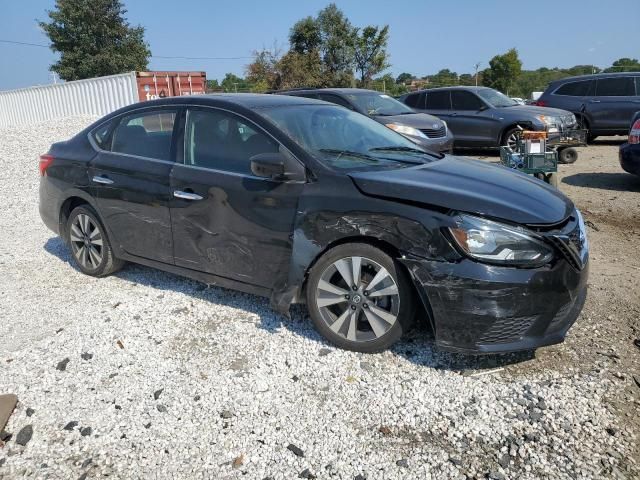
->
(0, 118, 637, 479)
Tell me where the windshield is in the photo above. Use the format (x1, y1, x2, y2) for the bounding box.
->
(476, 88, 518, 108)
(346, 92, 414, 116)
(258, 104, 439, 171)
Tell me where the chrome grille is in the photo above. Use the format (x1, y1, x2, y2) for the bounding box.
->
(419, 126, 446, 138)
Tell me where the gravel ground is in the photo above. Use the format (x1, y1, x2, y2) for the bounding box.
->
(0, 119, 638, 479)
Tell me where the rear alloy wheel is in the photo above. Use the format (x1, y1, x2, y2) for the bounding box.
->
(67, 205, 123, 277)
(306, 243, 415, 353)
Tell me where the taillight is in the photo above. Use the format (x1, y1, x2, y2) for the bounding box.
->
(39, 154, 54, 176)
(533, 99, 546, 107)
(629, 119, 640, 144)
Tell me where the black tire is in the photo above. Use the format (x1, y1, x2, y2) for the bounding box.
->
(66, 205, 124, 277)
(558, 147, 578, 164)
(534, 172, 558, 188)
(502, 127, 521, 149)
(306, 243, 415, 353)
(576, 116, 596, 143)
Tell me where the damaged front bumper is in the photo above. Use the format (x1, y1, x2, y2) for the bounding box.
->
(401, 254, 588, 354)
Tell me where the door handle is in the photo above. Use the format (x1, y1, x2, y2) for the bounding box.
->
(92, 175, 114, 185)
(173, 190, 203, 201)
(588, 99, 601, 103)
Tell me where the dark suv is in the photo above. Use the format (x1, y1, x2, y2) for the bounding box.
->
(398, 86, 576, 149)
(274, 88, 454, 153)
(535, 73, 640, 139)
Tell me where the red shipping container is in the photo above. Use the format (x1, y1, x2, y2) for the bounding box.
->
(136, 71, 207, 101)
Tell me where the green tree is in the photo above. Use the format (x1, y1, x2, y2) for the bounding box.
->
(370, 73, 407, 96)
(482, 48, 522, 95)
(206, 79, 220, 92)
(429, 69, 458, 87)
(39, 0, 150, 81)
(315, 3, 356, 86)
(353, 25, 390, 86)
(220, 73, 250, 92)
(395, 72, 413, 85)
(458, 73, 475, 86)
(246, 49, 280, 90)
(289, 16, 321, 54)
(605, 58, 640, 73)
(277, 51, 324, 89)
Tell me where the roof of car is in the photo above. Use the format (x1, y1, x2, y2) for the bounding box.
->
(274, 88, 381, 96)
(130, 93, 329, 110)
(409, 86, 492, 94)
(551, 72, 640, 84)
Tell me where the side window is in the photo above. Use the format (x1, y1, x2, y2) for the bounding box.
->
(91, 121, 113, 149)
(184, 108, 279, 174)
(111, 109, 176, 160)
(426, 90, 451, 110)
(404, 93, 420, 108)
(635, 77, 640, 95)
(595, 77, 635, 97)
(555, 80, 592, 97)
(318, 94, 353, 110)
(451, 91, 484, 110)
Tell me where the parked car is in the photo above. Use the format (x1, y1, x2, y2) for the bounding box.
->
(535, 72, 640, 140)
(511, 97, 526, 105)
(397, 86, 577, 149)
(619, 111, 640, 176)
(39, 94, 589, 354)
(273, 88, 454, 153)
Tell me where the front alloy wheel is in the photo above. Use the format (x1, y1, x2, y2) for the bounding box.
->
(306, 243, 414, 352)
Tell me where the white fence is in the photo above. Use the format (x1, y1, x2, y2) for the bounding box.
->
(0, 72, 139, 128)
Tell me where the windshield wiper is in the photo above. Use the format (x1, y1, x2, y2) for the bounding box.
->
(318, 148, 380, 162)
(370, 146, 444, 160)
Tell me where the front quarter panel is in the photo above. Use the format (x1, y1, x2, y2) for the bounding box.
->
(270, 174, 460, 312)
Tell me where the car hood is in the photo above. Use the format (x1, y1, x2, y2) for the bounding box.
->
(498, 105, 572, 117)
(373, 112, 444, 128)
(348, 156, 574, 225)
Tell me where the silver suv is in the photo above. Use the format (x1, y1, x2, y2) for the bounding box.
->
(535, 73, 640, 140)
(399, 86, 575, 149)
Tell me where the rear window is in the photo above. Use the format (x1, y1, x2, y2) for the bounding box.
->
(426, 90, 451, 110)
(91, 121, 113, 149)
(110, 109, 177, 161)
(595, 77, 635, 96)
(554, 80, 593, 97)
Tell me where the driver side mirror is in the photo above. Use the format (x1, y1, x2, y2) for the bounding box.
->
(250, 152, 287, 179)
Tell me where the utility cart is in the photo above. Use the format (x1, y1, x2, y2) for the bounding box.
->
(547, 128, 588, 164)
(500, 130, 558, 187)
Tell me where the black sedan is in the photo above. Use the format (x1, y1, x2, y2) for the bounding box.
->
(620, 112, 640, 176)
(274, 88, 454, 153)
(39, 94, 589, 354)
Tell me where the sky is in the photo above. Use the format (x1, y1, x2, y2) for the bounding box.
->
(0, 0, 637, 91)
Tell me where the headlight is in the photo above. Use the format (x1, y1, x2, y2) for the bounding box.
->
(448, 214, 554, 267)
(537, 114, 562, 132)
(385, 123, 427, 139)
